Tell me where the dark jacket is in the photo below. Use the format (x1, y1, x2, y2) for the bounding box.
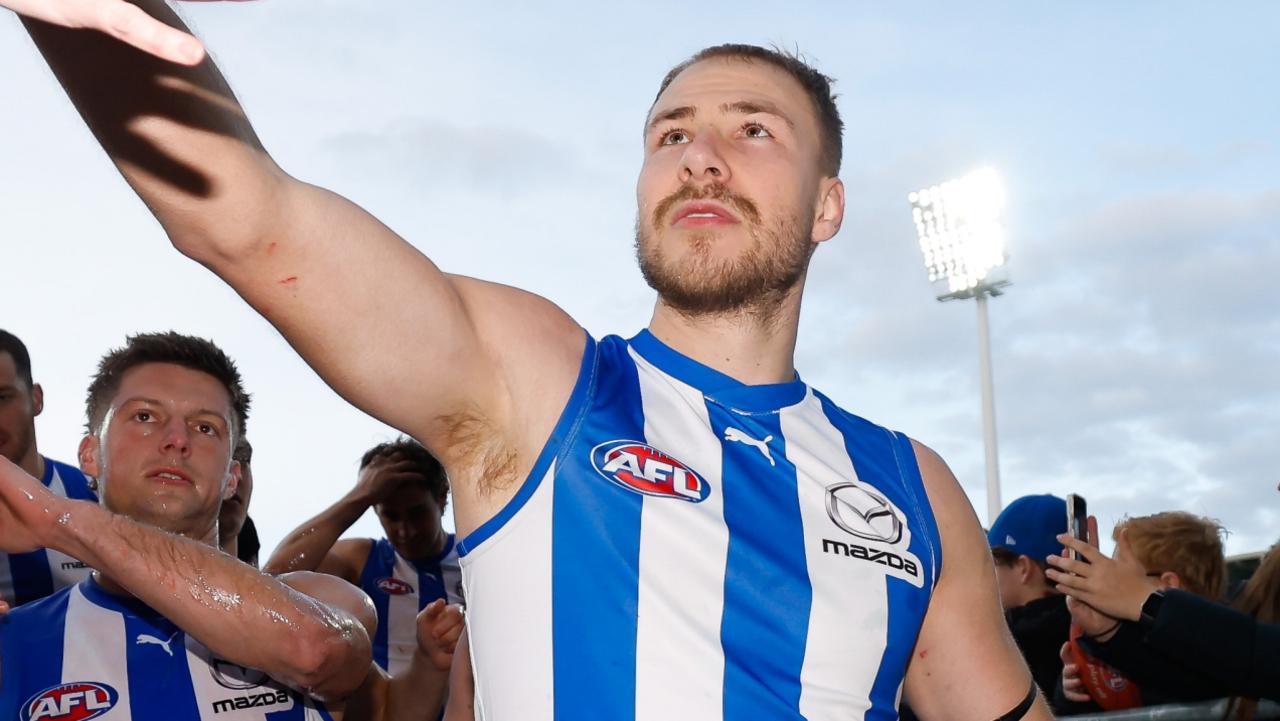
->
(1007, 593, 1073, 701)
(1055, 589, 1280, 710)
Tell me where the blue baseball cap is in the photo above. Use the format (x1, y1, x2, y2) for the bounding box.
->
(987, 494, 1068, 564)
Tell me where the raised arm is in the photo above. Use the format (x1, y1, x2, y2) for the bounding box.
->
(264, 454, 420, 579)
(13, 1, 584, 506)
(900, 442, 1055, 721)
(0, 457, 372, 700)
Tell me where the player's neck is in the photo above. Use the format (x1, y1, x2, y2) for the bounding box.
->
(16, 444, 44, 480)
(648, 289, 802, 386)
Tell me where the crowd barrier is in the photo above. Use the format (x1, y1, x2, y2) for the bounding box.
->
(1064, 699, 1280, 721)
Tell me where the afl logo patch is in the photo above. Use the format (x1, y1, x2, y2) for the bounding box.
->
(377, 577, 415, 595)
(22, 682, 118, 721)
(591, 440, 710, 503)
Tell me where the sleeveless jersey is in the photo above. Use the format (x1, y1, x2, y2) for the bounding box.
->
(0, 579, 332, 721)
(457, 331, 943, 721)
(358, 535, 464, 674)
(0, 457, 97, 607)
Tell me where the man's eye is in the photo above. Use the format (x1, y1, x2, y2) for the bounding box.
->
(660, 129, 689, 145)
(743, 123, 772, 139)
(134, 410, 153, 422)
(196, 422, 218, 436)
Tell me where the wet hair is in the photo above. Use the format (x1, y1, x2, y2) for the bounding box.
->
(233, 436, 253, 465)
(653, 44, 844, 176)
(1114, 511, 1226, 599)
(85, 332, 250, 439)
(0, 329, 33, 388)
(360, 436, 449, 500)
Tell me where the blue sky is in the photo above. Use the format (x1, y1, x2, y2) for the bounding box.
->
(2, 2, 1276, 556)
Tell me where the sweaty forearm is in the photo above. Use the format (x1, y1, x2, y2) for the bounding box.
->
(22, 1, 282, 257)
(48, 498, 371, 699)
(264, 491, 373, 576)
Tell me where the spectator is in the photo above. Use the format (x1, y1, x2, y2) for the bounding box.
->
(0, 329, 97, 607)
(986, 494, 1072, 702)
(1224, 542, 1279, 719)
(266, 437, 464, 674)
(1049, 513, 1280, 706)
(219, 436, 259, 566)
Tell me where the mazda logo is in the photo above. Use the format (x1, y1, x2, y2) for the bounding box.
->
(825, 482, 903, 544)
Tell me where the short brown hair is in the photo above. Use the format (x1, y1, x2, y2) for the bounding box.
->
(85, 332, 250, 439)
(653, 44, 844, 176)
(361, 436, 448, 501)
(1115, 512, 1226, 599)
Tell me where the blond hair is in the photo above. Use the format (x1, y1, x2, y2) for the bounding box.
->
(1114, 511, 1226, 599)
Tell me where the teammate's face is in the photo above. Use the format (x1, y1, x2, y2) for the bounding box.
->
(79, 363, 240, 541)
(375, 484, 446, 561)
(636, 57, 843, 316)
(219, 443, 254, 542)
(0, 351, 42, 470)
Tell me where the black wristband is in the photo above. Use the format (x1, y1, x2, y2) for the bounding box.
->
(991, 679, 1037, 721)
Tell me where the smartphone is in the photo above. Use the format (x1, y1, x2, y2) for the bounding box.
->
(1066, 494, 1088, 561)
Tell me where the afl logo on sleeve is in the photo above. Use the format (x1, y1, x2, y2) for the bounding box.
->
(591, 440, 711, 503)
(376, 577, 415, 596)
(21, 682, 118, 721)
(821, 481, 925, 588)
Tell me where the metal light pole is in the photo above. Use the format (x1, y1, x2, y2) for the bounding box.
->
(907, 168, 1010, 525)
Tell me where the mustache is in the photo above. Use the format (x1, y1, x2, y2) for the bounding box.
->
(653, 183, 761, 228)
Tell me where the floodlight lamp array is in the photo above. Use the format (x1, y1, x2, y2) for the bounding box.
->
(908, 168, 1007, 296)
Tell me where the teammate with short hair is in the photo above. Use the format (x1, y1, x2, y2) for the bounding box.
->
(0, 329, 97, 608)
(9, 3, 1052, 719)
(267, 437, 464, 674)
(220, 436, 259, 566)
(0, 332, 462, 721)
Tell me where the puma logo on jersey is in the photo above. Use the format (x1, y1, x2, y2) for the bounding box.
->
(723, 428, 775, 466)
(135, 633, 174, 657)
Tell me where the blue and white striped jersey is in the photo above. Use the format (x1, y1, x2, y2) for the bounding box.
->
(358, 536, 464, 675)
(0, 457, 97, 607)
(457, 331, 943, 721)
(0, 578, 332, 721)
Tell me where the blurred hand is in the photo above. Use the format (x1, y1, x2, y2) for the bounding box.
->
(1059, 642, 1090, 703)
(416, 599, 465, 672)
(354, 454, 426, 506)
(0, 456, 60, 553)
(1065, 595, 1119, 639)
(1, 0, 215, 65)
(1046, 516, 1159, 622)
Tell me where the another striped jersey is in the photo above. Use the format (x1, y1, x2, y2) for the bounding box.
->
(0, 579, 332, 721)
(457, 331, 943, 721)
(0, 457, 97, 607)
(358, 536, 464, 674)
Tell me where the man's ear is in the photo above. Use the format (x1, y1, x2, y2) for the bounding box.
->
(223, 460, 241, 501)
(78, 434, 100, 478)
(31, 383, 44, 417)
(811, 177, 845, 244)
(1016, 555, 1036, 584)
(1159, 572, 1184, 591)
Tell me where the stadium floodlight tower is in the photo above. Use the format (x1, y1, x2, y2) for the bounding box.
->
(907, 167, 1010, 525)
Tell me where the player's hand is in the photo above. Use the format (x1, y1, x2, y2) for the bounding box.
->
(0, 456, 62, 553)
(415, 599, 464, 672)
(354, 453, 426, 506)
(1045, 517, 1158, 622)
(1, 0, 215, 65)
(1059, 642, 1090, 703)
(1065, 595, 1120, 639)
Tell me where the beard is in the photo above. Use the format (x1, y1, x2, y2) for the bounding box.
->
(0, 422, 35, 468)
(636, 183, 815, 320)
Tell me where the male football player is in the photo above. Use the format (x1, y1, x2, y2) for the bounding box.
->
(8, 3, 1051, 719)
(0, 329, 96, 607)
(0, 333, 461, 721)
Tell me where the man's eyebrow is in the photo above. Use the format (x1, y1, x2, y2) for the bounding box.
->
(119, 396, 227, 423)
(648, 105, 696, 131)
(722, 100, 795, 129)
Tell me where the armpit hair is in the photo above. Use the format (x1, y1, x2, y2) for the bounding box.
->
(437, 407, 519, 498)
